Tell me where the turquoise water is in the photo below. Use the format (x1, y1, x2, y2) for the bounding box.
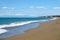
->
(0, 17, 53, 38)
(0, 18, 52, 24)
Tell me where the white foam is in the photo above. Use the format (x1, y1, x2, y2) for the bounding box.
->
(0, 18, 57, 34)
(0, 18, 57, 29)
(0, 29, 8, 34)
(49, 18, 57, 20)
(0, 21, 39, 29)
(0, 18, 56, 28)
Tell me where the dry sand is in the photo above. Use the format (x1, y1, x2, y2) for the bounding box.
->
(4, 18, 60, 40)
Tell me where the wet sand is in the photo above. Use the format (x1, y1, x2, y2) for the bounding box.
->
(4, 18, 60, 40)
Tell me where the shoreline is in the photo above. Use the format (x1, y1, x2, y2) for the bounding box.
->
(4, 18, 60, 40)
(0, 22, 40, 39)
(0, 18, 56, 39)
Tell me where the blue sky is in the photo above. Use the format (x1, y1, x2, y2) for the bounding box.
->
(0, 0, 60, 17)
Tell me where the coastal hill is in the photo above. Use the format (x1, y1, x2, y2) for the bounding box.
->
(37, 15, 60, 18)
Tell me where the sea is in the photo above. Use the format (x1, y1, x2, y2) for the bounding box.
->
(0, 17, 56, 38)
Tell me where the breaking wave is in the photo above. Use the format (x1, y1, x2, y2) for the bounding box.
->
(0, 29, 8, 34)
(0, 20, 40, 29)
(0, 18, 57, 34)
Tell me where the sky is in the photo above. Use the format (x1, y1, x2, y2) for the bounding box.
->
(0, 0, 60, 17)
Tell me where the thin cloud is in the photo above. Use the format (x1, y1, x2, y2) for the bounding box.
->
(0, 13, 25, 17)
(2, 6, 15, 10)
(36, 6, 46, 9)
(30, 6, 46, 9)
(2, 7, 8, 9)
(0, 13, 39, 17)
(15, 14, 26, 16)
(53, 7, 60, 9)
(30, 6, 34, 8)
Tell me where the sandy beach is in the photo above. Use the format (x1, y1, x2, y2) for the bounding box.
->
(4, 18, 60, 40)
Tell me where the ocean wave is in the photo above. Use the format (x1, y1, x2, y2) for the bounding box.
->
(49, 18, 57, 20)
(0, 18, 57, 34)
(0, 18, 57, 29)
(0, 29, 8, 34)
(0, 20, 47, 34)
(0, 20, 40, 29)
(0, 20, 40, 34)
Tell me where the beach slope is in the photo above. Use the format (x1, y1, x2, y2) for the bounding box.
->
(4, 18, 60, 40)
